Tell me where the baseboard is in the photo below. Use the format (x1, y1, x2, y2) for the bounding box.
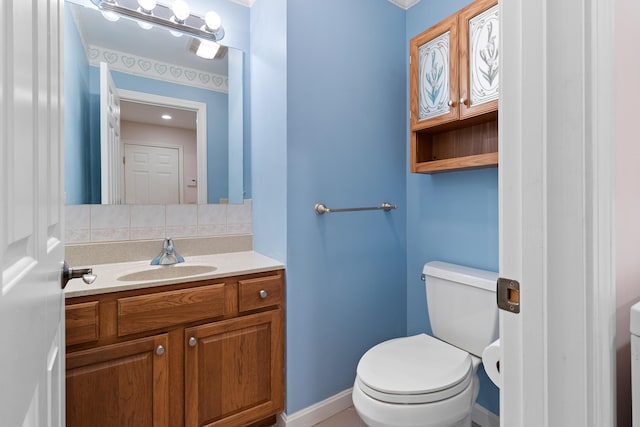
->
(472, 403, 500, 427)
(275, 388, 353, 427)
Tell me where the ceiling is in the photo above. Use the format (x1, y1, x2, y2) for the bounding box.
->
(121, 101, 197, 130)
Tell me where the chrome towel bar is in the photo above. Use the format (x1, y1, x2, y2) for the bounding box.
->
(314, 202, 397, 215)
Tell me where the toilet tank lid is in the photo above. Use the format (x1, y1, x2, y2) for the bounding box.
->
(423, 261, 498, 292)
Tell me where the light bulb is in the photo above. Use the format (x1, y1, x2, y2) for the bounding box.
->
(101, 10, 120, 22)
(101, 0, 120, 22)
(170, 29, 183, 37)
(137, 0, 156, 12)
(172, 0, 190, 22)
(138, 20, 153, 30)
(204, 11, 221, 32)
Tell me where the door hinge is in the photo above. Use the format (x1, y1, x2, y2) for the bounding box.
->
(497, 277, 520, 313)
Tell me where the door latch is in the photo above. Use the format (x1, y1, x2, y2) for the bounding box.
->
(497, 277, 520, 313)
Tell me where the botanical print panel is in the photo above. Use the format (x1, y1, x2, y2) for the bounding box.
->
(419, 31, 451, 121)
(469, 4, 499, 106)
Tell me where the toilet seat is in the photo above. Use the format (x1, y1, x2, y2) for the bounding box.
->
(356, 334, 473, 404)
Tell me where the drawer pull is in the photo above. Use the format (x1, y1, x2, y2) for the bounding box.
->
(155, 345, 165, 356)
(259, 290, 268, 299)
(188, 337, 197, 347)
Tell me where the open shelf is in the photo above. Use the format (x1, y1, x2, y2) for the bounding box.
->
(411, 116, 498, 174)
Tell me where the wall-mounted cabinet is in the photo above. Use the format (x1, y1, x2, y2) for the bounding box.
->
(410, 0, 499, 173)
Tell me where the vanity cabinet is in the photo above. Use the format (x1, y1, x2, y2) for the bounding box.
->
(410, 0, 499, 173)
(66, 334, 169, 426)
(65, 270, 285, 427)
(185, 311, 283, 427)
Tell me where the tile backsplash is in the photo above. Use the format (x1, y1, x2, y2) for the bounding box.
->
(66, 200, 252, 244)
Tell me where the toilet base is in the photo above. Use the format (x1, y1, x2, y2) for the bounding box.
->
(352, 376, 479, 427)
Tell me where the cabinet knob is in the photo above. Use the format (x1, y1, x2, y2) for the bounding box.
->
(188, 337, 197, 347)
(259, 289, 268, 299)
(447, 100, 454, 107)
(155, 345, 165, 356)
(459, 97, 467, 106)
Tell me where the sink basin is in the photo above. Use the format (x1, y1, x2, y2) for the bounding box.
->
(117, 265, 217, 282)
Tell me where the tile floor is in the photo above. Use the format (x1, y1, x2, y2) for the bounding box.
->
(312, 407, 481, 427)
(313, 407, 366, 427)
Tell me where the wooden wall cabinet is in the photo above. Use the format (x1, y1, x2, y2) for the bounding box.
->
(410, 0, 499, 173)
(65, 270, 285, 427)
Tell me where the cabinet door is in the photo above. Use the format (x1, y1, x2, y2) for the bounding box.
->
(459, 0, 499, 119)
(185, 310, 284, 427)
(66, 334, 169, 427)
(410, 14, 459, 131)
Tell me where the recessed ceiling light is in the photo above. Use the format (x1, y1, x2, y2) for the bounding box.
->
(161, 114, 172, 120)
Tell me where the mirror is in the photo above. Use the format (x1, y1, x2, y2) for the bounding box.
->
(64, 0, 245, 205)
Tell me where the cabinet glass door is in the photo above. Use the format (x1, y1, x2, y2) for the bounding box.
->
(460, 0, 499, 119)
(418, 31, 451, 121)
(410, 15, 458, 130)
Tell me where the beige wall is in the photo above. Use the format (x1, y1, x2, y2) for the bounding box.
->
(121, 121, 198, 204)
(616, 0, 640, 425)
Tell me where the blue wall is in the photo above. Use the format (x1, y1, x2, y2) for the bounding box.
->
(189, 0, 253, 199)
(64, 4, 91, 204)
(406, 0, 500, 415)
(250, 0, 288, 262)
(252, 0, 408, 414)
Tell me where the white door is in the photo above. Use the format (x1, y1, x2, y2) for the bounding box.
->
(0, 0, 65, 426)
(100, 62, 122, 204)
(124, 143, 182, 204)
(500, 0, 615, 425)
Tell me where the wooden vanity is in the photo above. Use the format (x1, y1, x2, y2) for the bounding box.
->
(65, 264, 285, 427)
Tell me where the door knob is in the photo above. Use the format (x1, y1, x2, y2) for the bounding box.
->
(188, 337, 197, 347)
(61, 261, 97, 289)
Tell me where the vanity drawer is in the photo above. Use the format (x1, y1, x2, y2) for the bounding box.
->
(117, 283, 226, 336)
(238, 274, 283, 312)
(66, 301, 99, 346)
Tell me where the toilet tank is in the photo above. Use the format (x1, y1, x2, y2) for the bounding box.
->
(423, 261, 499, 357)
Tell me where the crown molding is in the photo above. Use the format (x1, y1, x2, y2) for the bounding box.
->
(387, 0, 421, 9)
(86, 45, 229, 93)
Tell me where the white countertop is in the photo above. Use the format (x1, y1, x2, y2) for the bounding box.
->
(64, 251, 284, 298)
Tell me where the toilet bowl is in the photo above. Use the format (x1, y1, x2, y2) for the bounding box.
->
(353, 262, 499, 427)
(353, 334, 480, 427)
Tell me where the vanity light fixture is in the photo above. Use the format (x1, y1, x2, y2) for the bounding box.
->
(90, 0, 225, 42)
(195, 41, 220, 59)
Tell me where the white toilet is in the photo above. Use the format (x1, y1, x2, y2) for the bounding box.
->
(353, 261, 499, 427)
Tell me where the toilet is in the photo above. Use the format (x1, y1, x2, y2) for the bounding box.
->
(352, 261, 499, 427)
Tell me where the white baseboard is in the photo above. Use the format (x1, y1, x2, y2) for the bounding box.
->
(275, 388, 353, 427)
(275, 390, 499, 427)
(472, 404, 500, 427)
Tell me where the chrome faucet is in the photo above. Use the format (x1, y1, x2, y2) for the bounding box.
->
(151, 238, 185, 265)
